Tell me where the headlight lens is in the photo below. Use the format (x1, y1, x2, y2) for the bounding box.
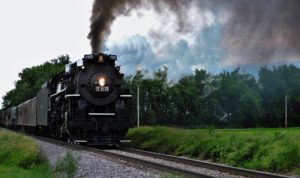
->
(99, 78, 105, 86)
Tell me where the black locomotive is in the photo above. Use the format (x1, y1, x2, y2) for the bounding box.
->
(1, 53, 132, 146)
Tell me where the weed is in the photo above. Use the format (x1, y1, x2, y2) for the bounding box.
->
(54, 152, 79, 178)
(296, 168, 300, 176)
(162, 173, 185, 178)
(274, 132, 285, 140)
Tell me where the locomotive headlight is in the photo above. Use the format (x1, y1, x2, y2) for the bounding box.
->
(99, 78, 106, 86)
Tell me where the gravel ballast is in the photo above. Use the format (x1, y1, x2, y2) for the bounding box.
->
(36, 140, 163, 178)
(106, 149, 249, 178)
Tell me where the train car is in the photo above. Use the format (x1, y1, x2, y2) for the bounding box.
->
(4, 53, 132, 146)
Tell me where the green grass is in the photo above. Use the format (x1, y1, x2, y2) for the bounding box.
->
(0, 128, 54, 178)
(126, 127, 300, 175)
(0, 164, 52, 178)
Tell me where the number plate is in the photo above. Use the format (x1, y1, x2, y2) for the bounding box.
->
(95, 86, 109, 92)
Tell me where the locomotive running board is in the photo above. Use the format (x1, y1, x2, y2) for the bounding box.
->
(120, 95, 132, 98)
(120, 140, 131, 143)
(50, 89, 67, 98)
(88, 113, 116, 116)
(74, 140, 87, 143)
(65, 94, 80, 98)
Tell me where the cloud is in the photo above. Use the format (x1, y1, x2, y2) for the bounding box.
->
(106, 24, 224, 79)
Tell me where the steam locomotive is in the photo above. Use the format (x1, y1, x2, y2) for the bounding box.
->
(1, 53, 132, 146)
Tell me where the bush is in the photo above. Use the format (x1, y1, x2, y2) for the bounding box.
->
(54, 152, 78, 178)
(126, 127, 300, 175)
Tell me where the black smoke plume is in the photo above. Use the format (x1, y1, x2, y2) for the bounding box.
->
(88, 0, 141, 53)
(88, 0, 192, 53)
(89, 0, 300, 64)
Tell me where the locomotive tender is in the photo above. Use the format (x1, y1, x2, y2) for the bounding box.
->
(2, 53, 132, 146)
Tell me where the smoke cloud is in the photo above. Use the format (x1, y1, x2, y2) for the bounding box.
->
(89, 0, 300, 65)
(88, 0, 141, 54)
(88, 0, 195, 54)
(221, 0, 300, 65)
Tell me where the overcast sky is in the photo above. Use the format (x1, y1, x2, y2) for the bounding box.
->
(0, 0, 94, 106)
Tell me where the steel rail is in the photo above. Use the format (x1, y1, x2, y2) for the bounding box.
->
(121, 148, 294, 178)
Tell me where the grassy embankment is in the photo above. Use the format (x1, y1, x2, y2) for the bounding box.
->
(0, 128, 53, 178)
(126, 126, 300, 175)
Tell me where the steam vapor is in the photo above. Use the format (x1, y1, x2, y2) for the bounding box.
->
(89, 0, 300, 65)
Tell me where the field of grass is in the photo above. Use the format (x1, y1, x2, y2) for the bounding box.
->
(0, 128, 53, 178)
(126, 126, 300, 175)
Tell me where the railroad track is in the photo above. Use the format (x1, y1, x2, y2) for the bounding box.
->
(34, 136, 294, 178)
(119, 148, 294, 178)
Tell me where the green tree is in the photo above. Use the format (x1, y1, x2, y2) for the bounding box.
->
(209, 69, 263, 127)
(168, 69, 210, 127)
(2, 55, 69, 109)
(258, 65, 300, 126)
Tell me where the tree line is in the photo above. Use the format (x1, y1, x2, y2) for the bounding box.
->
(127, 65, 300, 128)
(2, 55, 300, 128)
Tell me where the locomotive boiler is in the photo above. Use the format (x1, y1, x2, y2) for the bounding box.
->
(2, 53, 132, 146)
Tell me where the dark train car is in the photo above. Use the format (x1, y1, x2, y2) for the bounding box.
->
(17, 103, 25, 126)
(36, 83, 49, 126)
(4, 53, 132, 146)
(26, 98, 37, 127)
